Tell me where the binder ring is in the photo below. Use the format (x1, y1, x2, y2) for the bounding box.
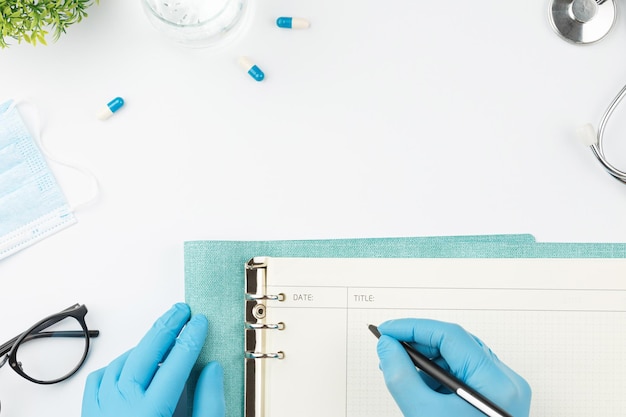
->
(245, 322, 285, 330)
(245, 351, 285, 359)
(246, 293, 285, 301)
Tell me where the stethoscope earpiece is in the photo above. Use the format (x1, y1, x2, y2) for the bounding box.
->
(577, 123, 598, 147)
(549, 0, 616, 44)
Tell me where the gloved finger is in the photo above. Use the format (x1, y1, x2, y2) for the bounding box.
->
(471, 334, 501, 362)
(430, 355, 450, 372)
(378, 318, 488, 379)
(118, 303, 191, 393)
(146, 314, 208, 412)
(467, 335, 522, 386)
(82, 367, 105, 409)
(401, 340, 440, 360)
(378, 320, 441, 359)
(192, 362, 225, 417)
(417, 356, 454, 393)
(98, 350, 132, 399)
(416, 368, 442, 391)
(377, 335, 437, 414)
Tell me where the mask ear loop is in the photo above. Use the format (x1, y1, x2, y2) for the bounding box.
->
(10, 100, 101, 211)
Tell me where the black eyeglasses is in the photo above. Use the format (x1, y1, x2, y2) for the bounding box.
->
(0, 304, 99, 385)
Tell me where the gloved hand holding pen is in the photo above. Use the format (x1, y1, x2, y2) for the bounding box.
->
(81, 303, 224, 417)
(375, 318, 531, 417)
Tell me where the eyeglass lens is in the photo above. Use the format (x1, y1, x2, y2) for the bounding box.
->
(13, 316, 87, 383)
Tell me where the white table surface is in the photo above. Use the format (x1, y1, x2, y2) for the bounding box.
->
(2, 0, 626, 416)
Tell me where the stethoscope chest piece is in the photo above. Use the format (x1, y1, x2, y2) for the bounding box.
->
(549, 0, 616, 44)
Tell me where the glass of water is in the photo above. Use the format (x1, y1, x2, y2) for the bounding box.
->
(141, 0, 248, 47)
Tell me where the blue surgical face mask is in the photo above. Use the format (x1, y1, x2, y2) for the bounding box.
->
(0, 100, 78, 260)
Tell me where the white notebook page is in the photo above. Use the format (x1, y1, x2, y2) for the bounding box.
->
(260, 257, 626, 417)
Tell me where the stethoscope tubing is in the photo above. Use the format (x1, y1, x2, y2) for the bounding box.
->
(589, 82, 626, 184)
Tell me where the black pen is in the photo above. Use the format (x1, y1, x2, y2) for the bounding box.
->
(368, 324, 513, 417)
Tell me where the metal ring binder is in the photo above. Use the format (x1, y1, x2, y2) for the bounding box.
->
(244, 257, 285, 417)
(244, 351, 285, 359)
(245, 322, 285, 330)
(246, 293, 286, 301)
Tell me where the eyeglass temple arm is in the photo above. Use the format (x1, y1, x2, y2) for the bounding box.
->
(26, 304, 83, 336)
(1, 305, 97, 357)
(21, 330, 100, 343)
(19, 303, 96, 339)
(0, 337, 20, 357)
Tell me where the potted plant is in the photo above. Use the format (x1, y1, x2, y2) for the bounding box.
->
(0, 0, 99, 48)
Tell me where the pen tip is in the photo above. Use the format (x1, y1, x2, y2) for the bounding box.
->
(368, 324, 381, 338)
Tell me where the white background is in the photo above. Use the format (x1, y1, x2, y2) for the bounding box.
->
(2, 0, 626, 416)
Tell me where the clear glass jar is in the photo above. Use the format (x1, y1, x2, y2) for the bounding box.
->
(141, 0, 248, 48)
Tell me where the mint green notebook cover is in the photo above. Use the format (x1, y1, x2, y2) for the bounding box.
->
(183, 234, 626, 417)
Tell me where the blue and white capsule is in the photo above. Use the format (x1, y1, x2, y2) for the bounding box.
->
(97, 97, 125, 120)
(239, 56, 265, 82)
(276, 17, 310, 29)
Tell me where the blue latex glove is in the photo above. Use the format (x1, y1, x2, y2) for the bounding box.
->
(82, 303, 225, 417)
(376, 318, 531, 417)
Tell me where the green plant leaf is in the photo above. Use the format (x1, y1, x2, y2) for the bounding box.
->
(0, 0, 99, 48)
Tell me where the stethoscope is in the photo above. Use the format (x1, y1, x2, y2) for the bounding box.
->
(549, 0, 615, 44)
(549, 0, 626, 184)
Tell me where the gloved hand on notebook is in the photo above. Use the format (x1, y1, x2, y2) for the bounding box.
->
(81, 303, 224, 417)
(375, 318, 531, 417)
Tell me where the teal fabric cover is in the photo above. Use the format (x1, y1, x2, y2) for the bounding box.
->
(183, 235, 626, 417)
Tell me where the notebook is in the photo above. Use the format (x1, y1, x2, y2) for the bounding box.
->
(184, 236, 626, 417)
(242, 256, 626, 417)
